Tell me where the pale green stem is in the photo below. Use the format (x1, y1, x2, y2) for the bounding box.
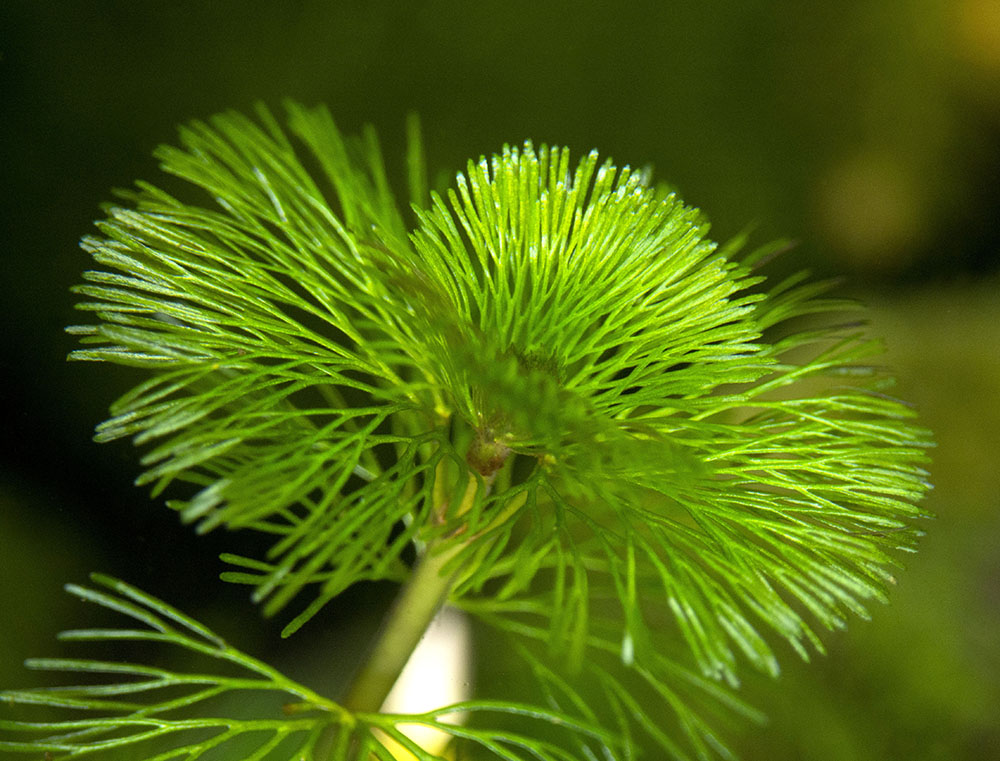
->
(340, 529, 467, 713)
(342, 475, 479, 712)
(314, 440, 508, 761)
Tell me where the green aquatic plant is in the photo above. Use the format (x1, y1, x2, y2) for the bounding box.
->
(0, 102, 931, 760)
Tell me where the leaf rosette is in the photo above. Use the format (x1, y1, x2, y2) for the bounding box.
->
(55, 102, 932, 759)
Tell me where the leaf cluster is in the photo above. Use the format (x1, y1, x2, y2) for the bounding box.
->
(0, 576, 617, 761)
(2, 102, 934, 760)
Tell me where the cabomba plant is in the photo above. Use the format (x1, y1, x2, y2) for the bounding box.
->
(1, 102, 932, 760)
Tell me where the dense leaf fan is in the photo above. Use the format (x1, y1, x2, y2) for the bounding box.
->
(13, 101, 933, 760)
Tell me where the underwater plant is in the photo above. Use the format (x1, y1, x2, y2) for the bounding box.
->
(0, 102, 931, 760)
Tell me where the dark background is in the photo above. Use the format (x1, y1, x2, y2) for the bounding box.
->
(2, 2, 999, 759)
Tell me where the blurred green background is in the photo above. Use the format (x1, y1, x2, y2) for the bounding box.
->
(1, 1, 998, 759)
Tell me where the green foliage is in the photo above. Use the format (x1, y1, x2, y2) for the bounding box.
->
(0, 575, 615, 761)
(0, 574, 345, 759)
(2, 102, 931, 760)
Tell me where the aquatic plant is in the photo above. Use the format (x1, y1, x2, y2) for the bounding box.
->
(0, 102, 931, 760)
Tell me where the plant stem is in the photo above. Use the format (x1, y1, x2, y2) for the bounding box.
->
(341, 476, 479, 714)
(314, 441, 509, 760)
(341, 536, 465, 713)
